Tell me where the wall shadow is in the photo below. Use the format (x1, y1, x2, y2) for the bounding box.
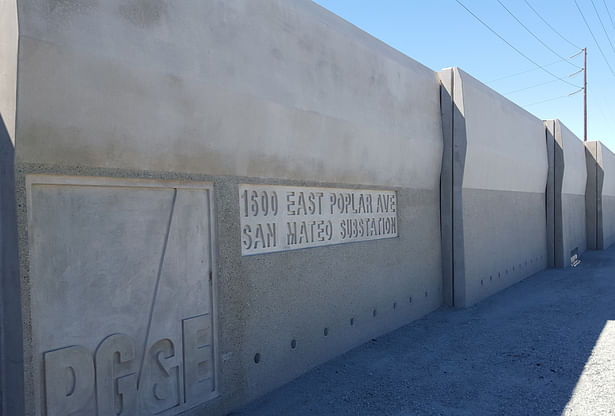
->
(0, 113, 24, 416)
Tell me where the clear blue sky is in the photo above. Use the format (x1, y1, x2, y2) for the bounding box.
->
(312, 0, 615, 149)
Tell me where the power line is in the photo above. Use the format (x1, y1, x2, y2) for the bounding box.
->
(521, 94, 571, 107)
(523, 0, 582, 50)
(604, 0, 615, 32)
(488, 58, 571, 82)
(590, 0, 615, 53)
(575, 0, 615, 77)
(567, 48, 587, 142)
(502, 79, 558, 95)
(455, 0, 581, 88)
(497, 0, 580, 68)
(597, 95, 615, 131)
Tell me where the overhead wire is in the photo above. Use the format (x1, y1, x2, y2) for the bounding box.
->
(597, 101, 615, 131)
(487, 58, 571, 82)
(455, 0, 581, 88)
(604, 0, 615, 32)
(521, 95, 571, 107)
(590, 0, 615, 53)
(497, 0, 580, 68)
(523, 0, 582, 51)
(503, 79, 558, 95)
(575, 0, 615, 77)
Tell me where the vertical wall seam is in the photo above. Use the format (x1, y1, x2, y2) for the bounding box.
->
(554, 122, 556, 265)
(545, 120, 557, 267)
(596, 145, 599, 248)
(553, 122, 556, 265)
(450, 69, 455, 307)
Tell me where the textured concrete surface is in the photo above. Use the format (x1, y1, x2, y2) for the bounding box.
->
(601, 144, 615, 249)
(27, 176, 217, 416)
(459, 69, 548, 307)
(585, 141, 602, 250)
(17, 169, 442, 416)
(15, 0, 442, 189)
(545, 120, 587, 268)
(584, 141, 615, 250)
(9, 1, 445, 414)
(238, 246, 615, 416)
(438, 67, 548, 308)
(211, 177, 442, 415)
(9, 1, 613, 415)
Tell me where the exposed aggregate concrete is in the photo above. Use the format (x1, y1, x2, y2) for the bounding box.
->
(238, 246, 615, 416)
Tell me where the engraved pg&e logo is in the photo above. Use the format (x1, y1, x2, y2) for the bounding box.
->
(42, 314, 216, 416)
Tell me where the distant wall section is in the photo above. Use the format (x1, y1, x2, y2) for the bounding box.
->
(586, 140, 615, 250)
(545, 119, 587, 267)
(601, 144, 615, 248)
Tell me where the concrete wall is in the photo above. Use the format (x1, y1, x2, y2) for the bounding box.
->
(15, 0, 440, 186)
(545, 119, 587, 267)
(586, 141, 615, 250)
(5, 1, 612, 414)
(439, 67, 548, 307)
(601, 144, 615, 249)
(0, 1, 22, 415)
(10, 1, 444, 415)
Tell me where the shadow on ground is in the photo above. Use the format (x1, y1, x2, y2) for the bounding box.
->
(236, 246, 615, 415)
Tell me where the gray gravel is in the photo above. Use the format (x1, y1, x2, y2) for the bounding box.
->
(236, 246, 615, 415)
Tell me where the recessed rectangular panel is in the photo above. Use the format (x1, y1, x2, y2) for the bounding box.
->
(26, 176, 218, 416)
(239, 184, 398, 255)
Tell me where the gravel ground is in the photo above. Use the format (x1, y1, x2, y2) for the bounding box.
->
(236, 246, 615, 416)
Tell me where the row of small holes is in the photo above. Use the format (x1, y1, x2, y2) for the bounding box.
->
(253, 290, 433, 364)
(480, 256, 545, 286)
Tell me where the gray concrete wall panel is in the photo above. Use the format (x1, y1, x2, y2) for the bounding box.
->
(27, 176, 217, 416)
(585, 141, 601, 249)
(560, 124, 587, 195)
(600, 144, 615, 248)
(563, 193, 588, 259)
(604, 196, 615, 249)
(437, 67, 548, 307)
(545, 119, 587, 267)
(460, 73, 547, 193)
(226, 184, 441, 405)
(10, 1, 445, 415)
(461, 189, 547, 306)
(18, 170, 443, 416)
(15, 0, 442, 190)
(602, 144, 615, 197)
(559, 121, 587, 264)
(584, 141, 615, 250)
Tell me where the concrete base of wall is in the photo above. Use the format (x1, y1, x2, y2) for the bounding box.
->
(461, 189, 547, 307)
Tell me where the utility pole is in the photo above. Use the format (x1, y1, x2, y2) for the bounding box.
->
(569, 48, 587, 141)
(584, 47, 587, 142)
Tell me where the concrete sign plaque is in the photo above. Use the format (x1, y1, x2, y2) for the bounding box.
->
(26, 176, 218, 416)
(239, 184, 398, 255)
